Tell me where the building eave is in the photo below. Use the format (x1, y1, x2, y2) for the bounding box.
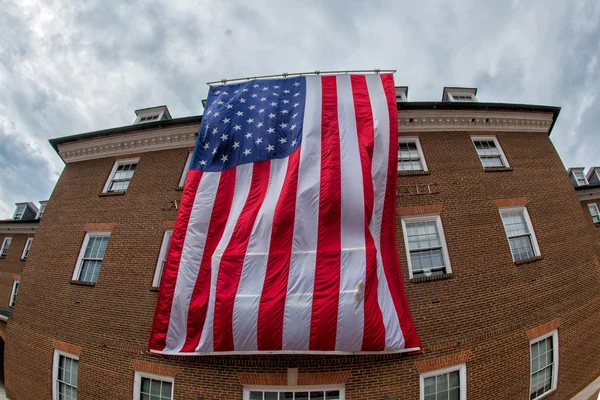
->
(0, 220, 38, 234)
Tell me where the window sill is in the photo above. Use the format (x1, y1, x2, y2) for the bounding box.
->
(176, 186, 184, 192)
(594, 222, 600, 228)
(398, 170, 430, 177)
(484, 167, 513, 173)
(99, 191, 126, 197)
(69, 280, 96, 287)
(514, 255, 543, 266)
(20, 258, 27, 262)
(150, 286, 160, 292)
(410, 273, 452, 283)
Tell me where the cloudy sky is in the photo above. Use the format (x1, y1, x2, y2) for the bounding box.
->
(0, 0, 599, 218)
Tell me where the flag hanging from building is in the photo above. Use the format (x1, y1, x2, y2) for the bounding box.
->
(149, 73, 421, 354)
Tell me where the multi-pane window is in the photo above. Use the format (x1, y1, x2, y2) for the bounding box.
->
(134, 372, 173, 400)
(471, 136, 509, 168)
(500, 207, 540, 262)
(588, 203, 600, 224)
(420, 365, 466, 400)
(9, 280, 19, 307)
(530, 331, 558, 399)
(245, 388, 343, 400)
(53, 351, 78, 400)
(1, 237, 12, 257)
(153, 230, 173, 288)
(13, 206, 26, 220)
(103, 158, 139, 193)
(139, 114, 160, 122)
(573, 171, 588, 186)
(36, 202, 47, 218)
(398, 138, 427, 172)
(401, 215, 451, 279)
(73, 233, 110, 283)
(21, 237, 33, 259)
(178, 151, 193, 188)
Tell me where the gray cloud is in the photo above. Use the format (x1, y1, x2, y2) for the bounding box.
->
(0, 0, 599, 217)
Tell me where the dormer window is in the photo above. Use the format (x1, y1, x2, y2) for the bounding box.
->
(442, 87, 478, 102)
(13, 206, 26, 220)
(134, 105, 172, 125)
(36, 201, 48, 219)
(12, 202, 37, 220)
(395, 86, 408, 102)
(587, 168, 600, 185)
(569, 168, 588, 187)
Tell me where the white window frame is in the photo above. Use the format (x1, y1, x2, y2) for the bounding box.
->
(398, 137, 428, 172)
(499, 206, 541, 261)
(102, 157, 140, 193)
(420, 364, 466, 400)
(530, 330, 559, 400)
(52, 349, 79, 400)
(134, 371, 174, 400)
(13, 205, 26, 220)
(9, 280, 19, 307)
(72, 231, 111, 282)
(471, 136, 510, 169)
(447, 92, 477, 102)
(36, 202, 47, 219)
(21, 237, 33, 260)
(153, 230, 173, 288)
(401, 214, 452, 279)
(243, 385, 346, 400)
(588, 203, 600, 224)
(1, 237, 12, 257)
(178, 151, 193, 188)
(135, 111, 165, 124)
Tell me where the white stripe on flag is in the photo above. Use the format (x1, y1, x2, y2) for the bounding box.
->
(197, 164, 254, 352)
(232, 157, 289, 351)
(335, 75, 366, 351)
(282, 76, 322, 350)
(365, 74, 405, 349)
(165, 171, 221, 352)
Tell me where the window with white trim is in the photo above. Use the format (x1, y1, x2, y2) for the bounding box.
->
(53, 350, 79, 400)
(9, 280, 19, 307)
(471, 136, 509, 168)
(139, 114, 160, 123)
(153, 230, 173, 288)
(448, 93, 477, 102)
(13, 205, 26, 220)
(398, 137, 427, 172)
(420, 364, 466, 400)
(244, 386, 345, 400)
(401, 215, 452, 279)
(572, 170, 588, 186)
(21, 237, 33, 259)
(72, 232, 110, 283)
(530, 330, 558, 399)
(500, 207, 540, 262)
(178, 151, 193, 188)
(36, 201, 47, 218)
(1, 237, 12, 257)
(134, 371, 173, 400)
(588, 203, 600, 224)
(102, 158, 139, 193)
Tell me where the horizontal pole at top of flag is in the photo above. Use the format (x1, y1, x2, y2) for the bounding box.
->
(206, 69, 397, 86)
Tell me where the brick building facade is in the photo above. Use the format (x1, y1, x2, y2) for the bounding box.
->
(3, 91, 600, 399)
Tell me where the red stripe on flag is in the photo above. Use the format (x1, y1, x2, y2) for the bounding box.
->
(351, 75, 386, 351)
(180, 168, 237, 353)
(380, 74, 421, 349)
(149, 169, 203, 351)
(310, 76, 342, 351)
(256, 148, 301, 350)
(213, 161, 272, 352)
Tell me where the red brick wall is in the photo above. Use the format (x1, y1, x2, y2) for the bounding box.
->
(0, 233, 31, 308)
(5, 128, 600, 399)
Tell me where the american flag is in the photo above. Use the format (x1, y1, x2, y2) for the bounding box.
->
(149, 73, 421, 354)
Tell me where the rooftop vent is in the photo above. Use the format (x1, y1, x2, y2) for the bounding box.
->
(134, 105, 172, 124)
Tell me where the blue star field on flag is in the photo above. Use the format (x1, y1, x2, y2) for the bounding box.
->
(192, 77, 307, 172)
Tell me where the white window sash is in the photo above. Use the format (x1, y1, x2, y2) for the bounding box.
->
(588, 203, 600, 223)
(153, 230, 173, 288)
(398, 137, 428, 172)
(9, 280, 19, 307)
(72, 232, 111, 281)
(530, 330, 559, 400)
(448, 92, 477, 102)
(21, 237, 33, 259)
(419, 364, 466, 400)
(499, 206, 541, 261)
(401, 214, 452, 279)
(243, 385, 346, 400)
(134, 371, 174, 400)
(471, 136, 510, 169)
(52, 349, 79, 400)
(1, 237, 12, 257)
(36, 203, 47, 219)
(102, 158, 140, 193)
(178, 152, 193, 188)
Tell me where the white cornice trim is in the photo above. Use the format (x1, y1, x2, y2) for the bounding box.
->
(57, 125, 198, 163)
(398, 110, 554, 133)
(576, 188, 600, 202)
(0, 222, 38, 234)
